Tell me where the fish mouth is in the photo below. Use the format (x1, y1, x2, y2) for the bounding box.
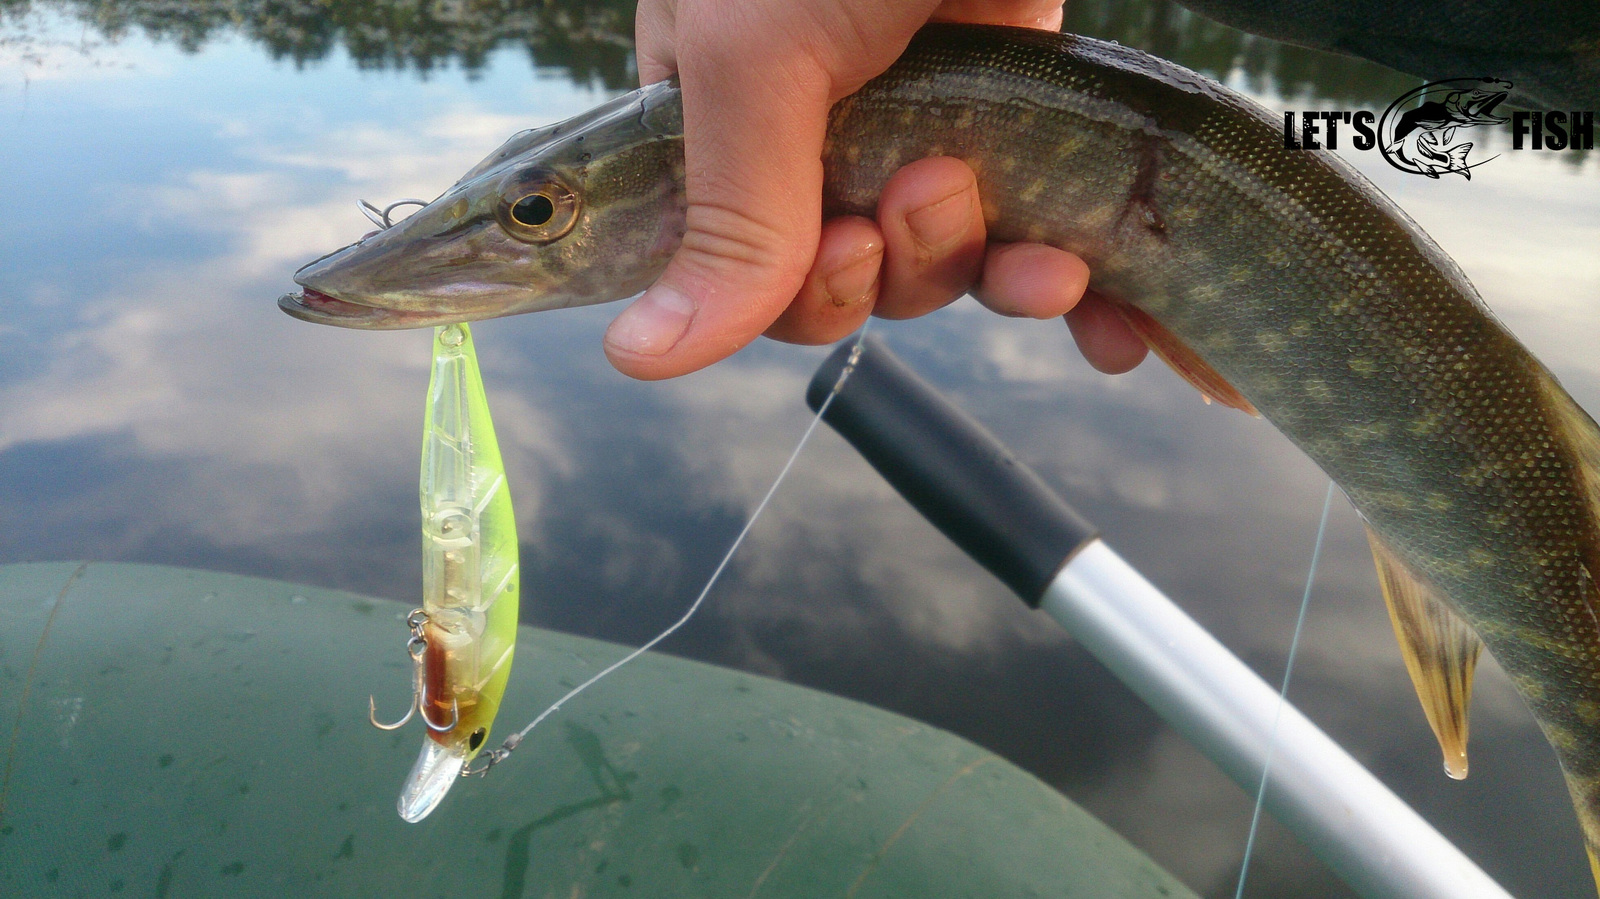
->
(1454, 89, 1509, 125)
(1466, 92, 1508, 123)
(277, 287, 442, 330)
(279, 224, 530, 330)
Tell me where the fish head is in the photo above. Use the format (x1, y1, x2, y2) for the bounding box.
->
(280, 80, 687, 329)
(1441, 79, 1511, 126)
(1389, 78, 1512, 144)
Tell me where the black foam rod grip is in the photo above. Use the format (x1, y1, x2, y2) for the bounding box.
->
(807, 335, 1097, 607)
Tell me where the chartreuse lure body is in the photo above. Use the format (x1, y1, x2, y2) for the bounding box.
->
(371, 322, 518, 822)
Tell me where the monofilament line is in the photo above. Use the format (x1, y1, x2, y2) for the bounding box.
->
(470, 326, 871, 774)
(1234, 479, 1337, 898)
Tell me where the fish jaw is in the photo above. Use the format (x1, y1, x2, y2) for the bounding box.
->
(1452, 82, 1511, 126)
(280, 180, 573, 329)
(280, 216, 591, 330)
(277, 287, 463, 329)
(279, 79, 687, 330)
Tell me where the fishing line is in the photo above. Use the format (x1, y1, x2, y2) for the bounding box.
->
(467, 324, 872, 776)
(1233, 479, 1337, 898)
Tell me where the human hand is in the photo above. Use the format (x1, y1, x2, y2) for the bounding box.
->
(606, 0, 1148, 379)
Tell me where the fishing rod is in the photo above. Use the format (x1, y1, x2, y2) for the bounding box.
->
(806, 335, 1512, 899)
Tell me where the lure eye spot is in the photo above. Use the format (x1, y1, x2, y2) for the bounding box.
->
(511, 194, 555, 227)
(468, 727, 487, 751)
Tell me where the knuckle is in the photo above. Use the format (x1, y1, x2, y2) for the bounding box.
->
(680, 202, 809, 284)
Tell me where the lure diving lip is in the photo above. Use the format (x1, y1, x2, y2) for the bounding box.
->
(399, 739, 467, 823)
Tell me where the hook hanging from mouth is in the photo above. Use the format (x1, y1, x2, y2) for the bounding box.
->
(357, 198, 430, 231)
(369, 608, 459, 733)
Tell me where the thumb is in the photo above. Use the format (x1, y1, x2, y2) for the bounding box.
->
(603, 51, 833, 380)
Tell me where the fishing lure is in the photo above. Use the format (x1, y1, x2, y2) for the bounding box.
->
(369, 322, 519, 822)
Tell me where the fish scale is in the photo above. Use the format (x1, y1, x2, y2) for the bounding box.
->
(281, 23, 1600, 891)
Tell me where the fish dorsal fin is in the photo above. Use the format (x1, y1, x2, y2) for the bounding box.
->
(1109, 299, 1259, 416)
(1367, 527, 1482, 779)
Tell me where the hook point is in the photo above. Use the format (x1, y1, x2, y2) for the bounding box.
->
(369, 693, 416, 731)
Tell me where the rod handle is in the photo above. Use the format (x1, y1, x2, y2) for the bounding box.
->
(807, 335, 1095, 606)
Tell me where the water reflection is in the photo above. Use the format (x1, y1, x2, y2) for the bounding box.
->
(5, 0, 1595, 151)
(1175, 0, 1600, 111)
(1064, 0, 1420, 106)
(0, 0, 1485, 107)
(2, 2, 1598, 898)
(1, 0, 638, 87)
(7, 0, 1591, 167)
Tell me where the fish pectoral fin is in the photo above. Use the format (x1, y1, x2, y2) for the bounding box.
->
(1367, 528, 1482, 780)
(1109, 299, 1259, 417)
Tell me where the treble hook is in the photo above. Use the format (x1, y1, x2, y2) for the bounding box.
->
(369, 608, 458, 732)
(369, 690, 460, 732)
(368, 677, 420, 731)
(357, 198, 429, 231)
(422, 698, 459, 732)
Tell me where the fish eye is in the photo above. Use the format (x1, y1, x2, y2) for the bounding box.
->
(511, 194, 554, 227)
(468, 727, 487, 751)
(496, 171, 579, 244)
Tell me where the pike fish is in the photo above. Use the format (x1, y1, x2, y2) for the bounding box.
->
(280, 24, 1600, 890)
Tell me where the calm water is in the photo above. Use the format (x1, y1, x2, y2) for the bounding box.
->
(2, 2, 1598, 896)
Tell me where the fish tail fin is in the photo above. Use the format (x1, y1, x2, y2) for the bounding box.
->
(1368, 529, 1481, 778)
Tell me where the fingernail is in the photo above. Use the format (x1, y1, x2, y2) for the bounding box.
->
(904, 190, 973, 254)
(824, 250, 881, 308)
(605, 285, 696, 356)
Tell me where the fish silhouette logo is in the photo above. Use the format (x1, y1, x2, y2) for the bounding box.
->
(1379, 78, 1511, 179)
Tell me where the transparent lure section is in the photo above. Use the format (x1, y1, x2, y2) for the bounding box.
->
(397, 323, 519, 822)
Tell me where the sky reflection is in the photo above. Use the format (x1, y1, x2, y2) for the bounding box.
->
(3, 4, 1600, 897)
